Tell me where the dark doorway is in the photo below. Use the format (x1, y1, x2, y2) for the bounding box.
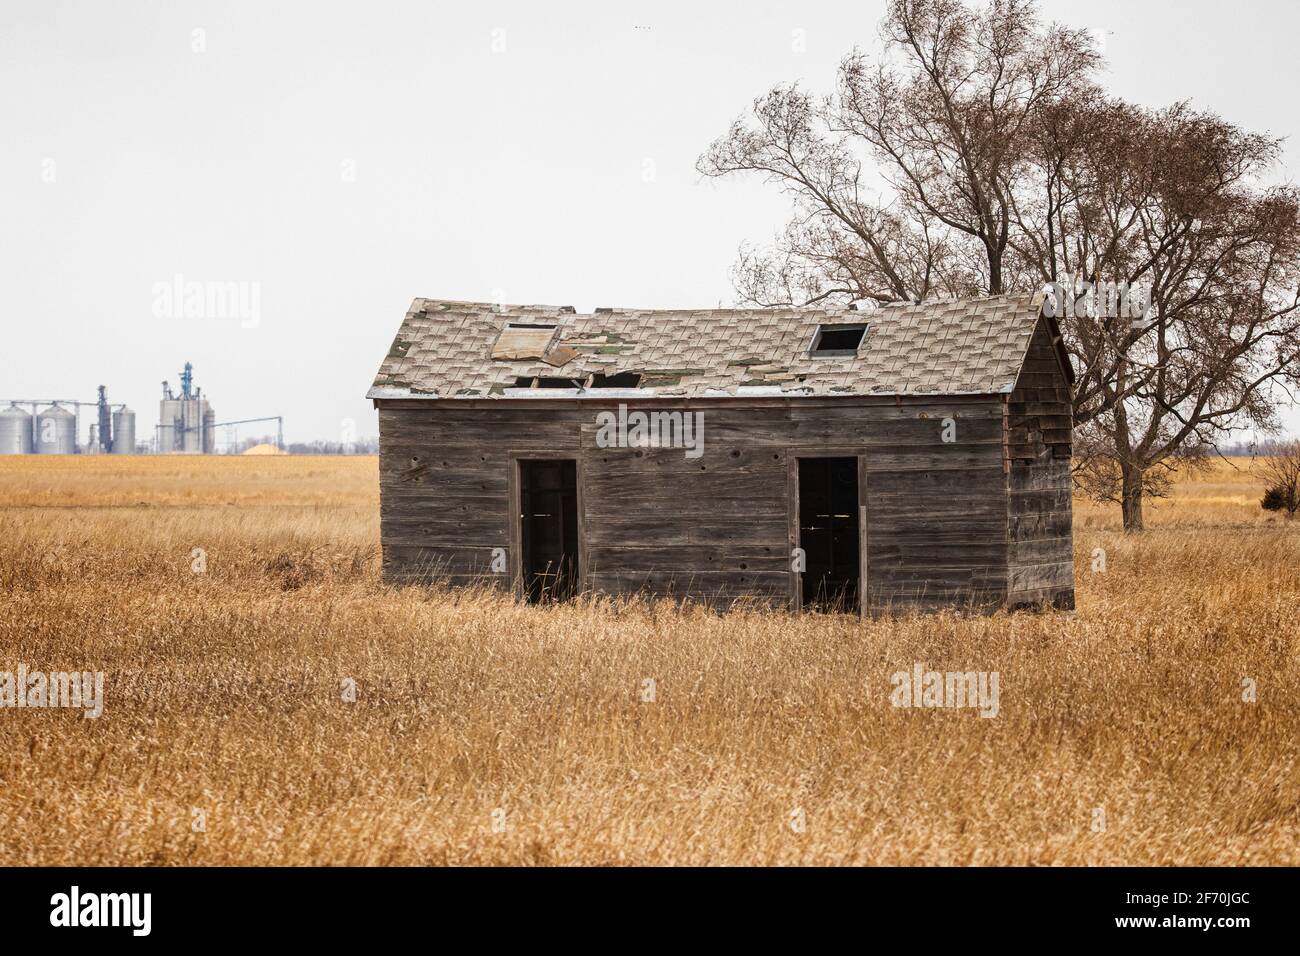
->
(518, 459, 579, 603)
(798, 456, 860, 612)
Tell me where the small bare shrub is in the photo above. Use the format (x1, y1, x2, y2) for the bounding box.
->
(1257, 439, 1300, 518)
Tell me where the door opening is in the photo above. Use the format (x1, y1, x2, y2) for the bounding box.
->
(798, 456, 860, 612)
(518, 459, 579, 603)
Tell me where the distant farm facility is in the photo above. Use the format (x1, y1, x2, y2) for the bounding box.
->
(369, 293, 1075, 614)
(0, 362, 285, 455)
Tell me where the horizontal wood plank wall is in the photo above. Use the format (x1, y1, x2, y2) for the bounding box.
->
(860, 401, 1007, 612)
(378, 405, 581, 589)
(378, 397, 1010, 611)
(1005, 317, 1076, 609)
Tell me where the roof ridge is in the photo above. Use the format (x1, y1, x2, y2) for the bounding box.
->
(415, 292, 1035, 316)
(416, 301, 861, 316)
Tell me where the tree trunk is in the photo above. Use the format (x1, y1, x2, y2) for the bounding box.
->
(1120, 460, 1145, 532)
(987, 244, 1003, 294)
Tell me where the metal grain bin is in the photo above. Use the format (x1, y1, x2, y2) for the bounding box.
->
(34, 404, 76, 454)
(0, 404, 33, 454)
(112, 407, 136, 454)
(158, 398, 179, 452)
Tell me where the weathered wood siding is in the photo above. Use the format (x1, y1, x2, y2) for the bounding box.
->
(864, 400, 1008, 613)
(378, 395, 1014, 612)
(1004, 317, 1075, 609)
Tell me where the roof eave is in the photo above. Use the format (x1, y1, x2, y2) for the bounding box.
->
(367, 385, 1014, 400)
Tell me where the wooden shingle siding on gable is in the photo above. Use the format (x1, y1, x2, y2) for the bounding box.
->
(1006, 316, 1073, 462)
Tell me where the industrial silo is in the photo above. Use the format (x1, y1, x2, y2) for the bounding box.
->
(34, 404, 76, 454)
(112, 407, 136, 454)
(158, 397, 179, 452)
(159, 363, 218, 453)
(0, 404, 33, 454)
(180, 398, 202, 453)
(202, 407, 216, 453)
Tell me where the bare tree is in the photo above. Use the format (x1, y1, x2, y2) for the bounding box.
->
(1064, 108, 1300, 530)
(697, 0, 1096, 305)
(699, 0, 1300, 531)
(1257, 439, 1300, 518)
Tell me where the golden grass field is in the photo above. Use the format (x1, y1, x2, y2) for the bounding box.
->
(0, 454, 1296, 865)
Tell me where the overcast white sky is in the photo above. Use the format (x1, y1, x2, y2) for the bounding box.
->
(2, 0, 1298, 444)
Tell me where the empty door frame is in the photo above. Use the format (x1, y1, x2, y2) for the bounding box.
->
(787, 448, 868, 617)
(507, 450, 587, 599)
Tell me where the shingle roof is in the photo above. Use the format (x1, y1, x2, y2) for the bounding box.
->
(367, 293, 1051, 400)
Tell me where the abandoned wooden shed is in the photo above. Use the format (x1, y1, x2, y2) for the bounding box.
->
(368, 292, 1075, 614)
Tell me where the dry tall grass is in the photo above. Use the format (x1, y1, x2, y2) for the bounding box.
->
(0, 455, 1296, 865)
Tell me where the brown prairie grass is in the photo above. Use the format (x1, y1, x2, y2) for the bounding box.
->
(0, 454, 1296, 866)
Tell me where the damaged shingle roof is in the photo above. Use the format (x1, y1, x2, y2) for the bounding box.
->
(368, 293, 1054, 399)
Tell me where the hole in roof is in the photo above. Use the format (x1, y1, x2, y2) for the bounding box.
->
(514, 376, 582, 389)
(505, 322, 556, 330)
(589, 372, 642, 388)
(810, 324, 867, 356)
